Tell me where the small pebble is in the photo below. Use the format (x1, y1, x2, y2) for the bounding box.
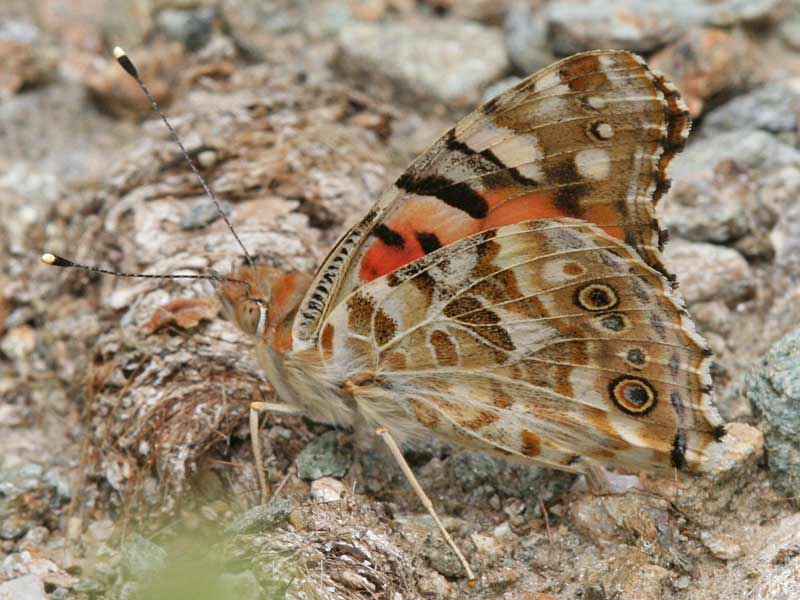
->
(0, 574, 47, 600)
(19, 527, 49, 549)
(1, 325, 36, 361)
(424, 542, 466, 578)
(156, 7, 215, 51)
(701, 531, 743, 560)
(295, 431, 353, 481)
(310, 477, 347, 503)
(471, 531, 502, 556)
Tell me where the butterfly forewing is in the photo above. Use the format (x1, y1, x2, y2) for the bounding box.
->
(293, 50, 689, 347)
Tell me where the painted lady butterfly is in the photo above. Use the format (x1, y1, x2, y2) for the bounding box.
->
(44, 47, 726, 580)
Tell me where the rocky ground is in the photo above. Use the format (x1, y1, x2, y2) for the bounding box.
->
(3, 1, 800, 599)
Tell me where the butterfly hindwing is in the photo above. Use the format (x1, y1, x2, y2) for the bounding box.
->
(292, 49, 690, 347)
(319, 220, 722, 473)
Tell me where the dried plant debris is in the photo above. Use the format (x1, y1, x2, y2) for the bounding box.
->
(84, 498, 418, 599)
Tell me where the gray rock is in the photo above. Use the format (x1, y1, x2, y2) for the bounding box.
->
(305, 0, 361, 39)
(219, 0, 305, 60)
(764, 292, 800, 366)
(224, 500, 290, 535)
(700, 531, 743, 560)
(570, 494, 672, 552)
(0, 513, 29, 540)
(181, 197, 233, 230)
(336, 20, 509, 109)
(0, 463, 44, 497)
(546, 0, 688, 54)
(504, 3, 555, 75)
(750, 557, 800, 599)
(582, 549, 670, 600)
(706, 0, 783, 25)
(703, 80, 800, 138)
(661, 166, 784, 261)
(449, 0, 514, 24)
(746, 329, 800, 496)
(156, 7, 215, 51)
(672, 131, 800, 183)
(743, 513, 800, 599)
(664, 157, 800, 263)
(423, 540, 467, 579)
(770, 173, 800, 274)
(43, 468, 71, 504)
(544, 0, 781, 54)
(447, 451, 573, 513)
(0, 20, 42, 44)
(121, 533, 167, 579)
(295, 431, 353, 480)
(661, 181, 751, 245)
(663, 240, 755, 305)
(780, 10, 800, 50)
(0, 575, 47, 600)
(690, 301, 733, 336)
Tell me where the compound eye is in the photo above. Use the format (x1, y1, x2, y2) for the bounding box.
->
(236, 299, 267, 336)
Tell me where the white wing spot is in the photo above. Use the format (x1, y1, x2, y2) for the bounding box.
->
(598, 53, 618, 68)
(541, 258, 587, 283)
(492, 133, 543, 168)
(596, 122, 614, 139)
(535, 70, 565, 92)
(587, 96, 606, 109)
(575, 148, 611, 181)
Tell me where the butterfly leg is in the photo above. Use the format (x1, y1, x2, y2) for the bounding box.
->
(375, 427, 476, 584)
(250, 400, 303, 503)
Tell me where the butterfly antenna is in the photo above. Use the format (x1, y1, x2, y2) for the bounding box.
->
(112, 46, 255, 267)
(40, 252, 246, 286)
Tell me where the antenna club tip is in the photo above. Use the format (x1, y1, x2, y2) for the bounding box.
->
(113, 46, 138, 78)
(41, 253, 72, 268)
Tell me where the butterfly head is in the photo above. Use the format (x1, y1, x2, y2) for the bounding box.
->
(213, 265, 312, 347)
(212, 265, 275, 337)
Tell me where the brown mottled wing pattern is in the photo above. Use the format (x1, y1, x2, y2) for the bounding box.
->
(293, 50, 689, 347)
(319, 220, 724, 473)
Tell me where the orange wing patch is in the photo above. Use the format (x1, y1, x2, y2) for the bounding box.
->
(359, 186, 631, 283)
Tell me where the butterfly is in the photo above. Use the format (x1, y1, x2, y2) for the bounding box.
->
(45, 48, 726, 581)
(215, 48, 725, 476)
